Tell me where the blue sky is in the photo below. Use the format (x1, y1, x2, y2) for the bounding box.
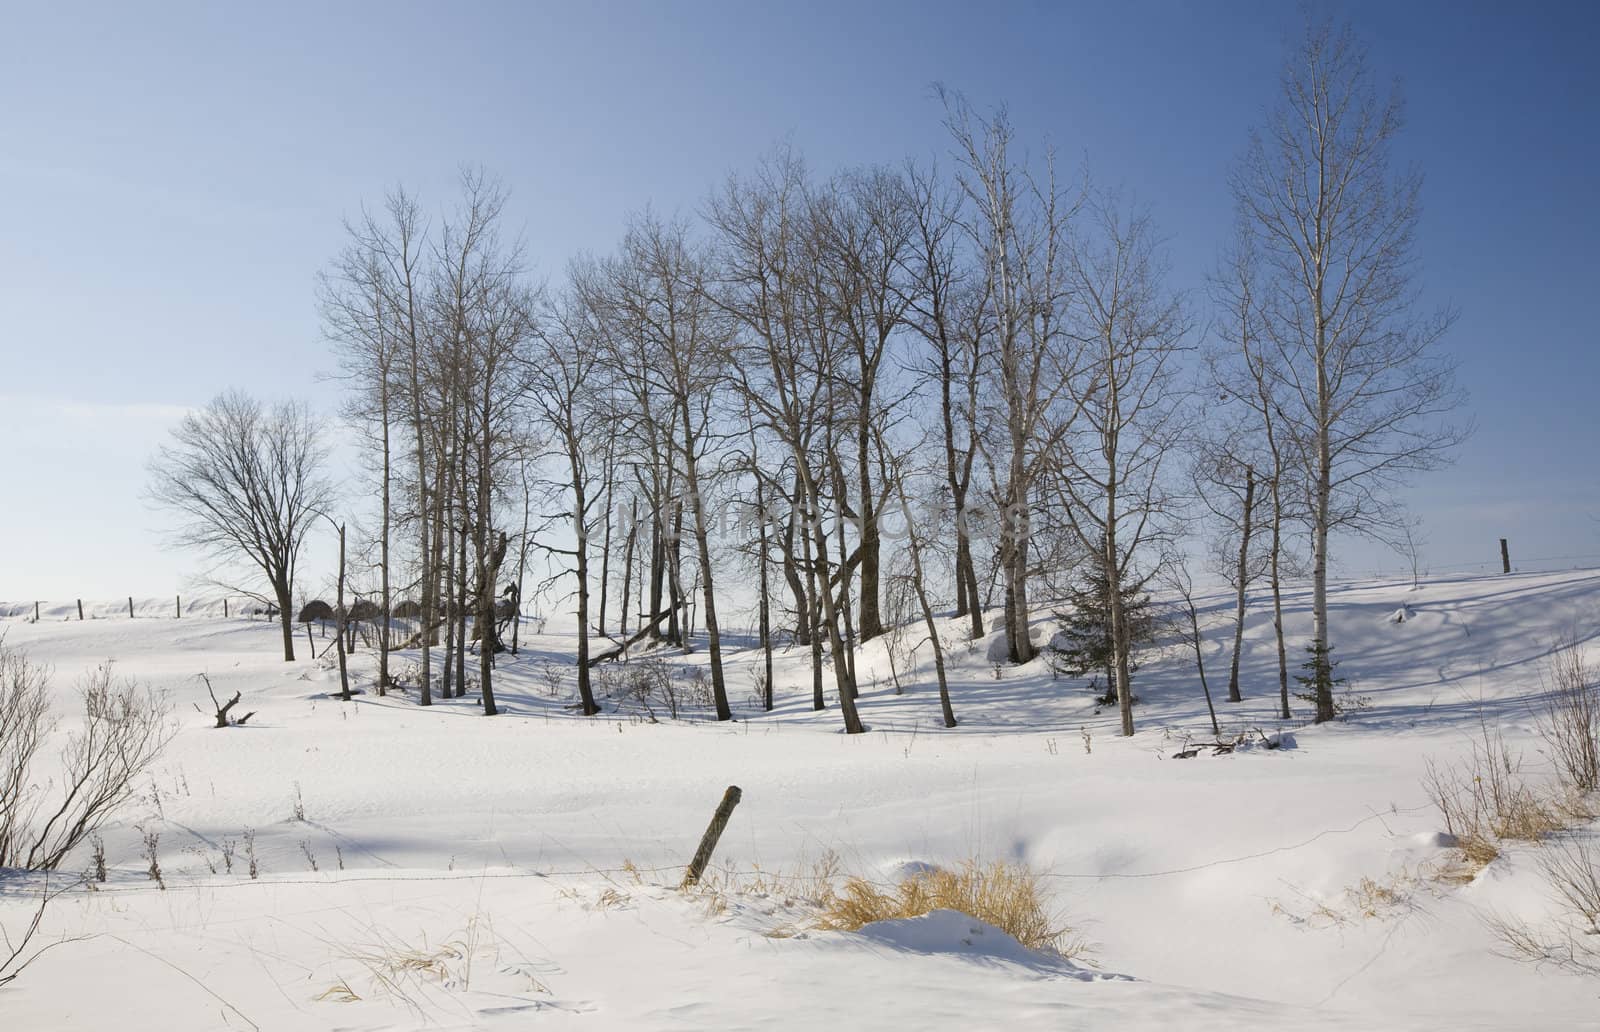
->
(2, 0, 1596, 600)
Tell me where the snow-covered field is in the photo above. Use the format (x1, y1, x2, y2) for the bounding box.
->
(3, 568, 1598, 1029)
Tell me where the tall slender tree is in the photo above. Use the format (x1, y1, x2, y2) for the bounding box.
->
(1231, 19, 1466, 721)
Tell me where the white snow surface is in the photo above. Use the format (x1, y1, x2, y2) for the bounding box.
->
(2, 568, 1599, 1029)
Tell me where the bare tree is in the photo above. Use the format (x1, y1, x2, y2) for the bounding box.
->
(320, 226, 402, 694)
(940, 88, 1081, 665)
(902, 159, 987, 640)
(1164, 557, 1220, 737)
(357, 188, 437, 703)
(431, 171, 530, 715)
(148, 391, 333, 662)
(595, 212, 735, 720)
(1209, 225, 1302, 720)
(1232, 19, 1467, 721)
(1188, 426, 1265, 705)
(707, 150, 865, 733)
(525, 275, 609, 716)
(1396, 514, 1426, 591)
(884, 444, 958, 728)
(1055, 197, 1189, 736)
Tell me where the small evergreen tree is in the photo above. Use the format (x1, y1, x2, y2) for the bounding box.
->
(1294, 639, 1347, 718)
(1048, 569, 1155, 704)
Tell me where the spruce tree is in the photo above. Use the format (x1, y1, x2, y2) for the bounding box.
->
(1049, 570, 1154, 704)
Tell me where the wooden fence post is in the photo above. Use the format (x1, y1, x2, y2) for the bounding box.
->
(34, 601, 39, 622)
(224, 598, 229, 618)
(77, 599, 84, 621)
(1500, 538, 1511, 575)
(176, 595, 181, 619)
(128, 596, 134, 619)
(680, 785, 743, 889)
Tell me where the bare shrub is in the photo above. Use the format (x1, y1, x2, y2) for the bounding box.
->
(1539, 639, 1599, 795)
(0, 649, 173, 871)
(537, 660, 566, 699)
(140, 826, 163, 888)
(682, 666, 713, 711)
(1424, 723, 1567, 877)
(1487, 835, 1600, 976)
(88, 834, 107, 883)
(619, 659, 677, 719)
(817, 859, 1086, 957)
(0, 877, 84, 989)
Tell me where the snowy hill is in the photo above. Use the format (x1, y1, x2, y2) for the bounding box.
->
(1, 568, 1597, 1029)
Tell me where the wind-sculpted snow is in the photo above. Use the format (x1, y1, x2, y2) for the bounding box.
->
(0, 568, 1596, 1028)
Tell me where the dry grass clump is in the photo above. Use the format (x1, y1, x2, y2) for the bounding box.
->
(322, 914, 506, 1014)
(680, 851, 843, 920)
(817, 859, 1082, 956)
(1423, 722, 1564, 875)
(1269, 865, 1436, 927)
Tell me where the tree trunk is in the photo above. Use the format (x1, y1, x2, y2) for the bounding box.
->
(274, 580, 295, 662)
(801, 513, 825, 711)
(1312, 314, 1336, 723)
(572, 468, 600, 716)
(680, 416, 730, 721)
(334, 522, 350, 701)
(897, 479, 955, 727)
(798, 471, 863, 734)
(1227, 467, 1255, 703)
(619, 497, 637, 640)
(598, 461, 613, 638)
(1271, 488, 1290, 720)
(378, 385, 391, 695)
(1106, 504, 1135, 738)
(647, 501, 665, 644)
(756, 475, 774, 712)
(855, 418, 882, 642)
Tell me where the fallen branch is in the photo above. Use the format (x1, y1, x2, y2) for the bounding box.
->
(587, 609, 678, 667)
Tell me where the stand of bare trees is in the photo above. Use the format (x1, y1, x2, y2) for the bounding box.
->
(144, 13, 1460, 734)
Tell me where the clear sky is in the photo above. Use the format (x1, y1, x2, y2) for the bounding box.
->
(2, 0, 1597, 600)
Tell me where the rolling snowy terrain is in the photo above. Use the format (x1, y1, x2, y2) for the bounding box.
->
(2, 568, 1598, 1029)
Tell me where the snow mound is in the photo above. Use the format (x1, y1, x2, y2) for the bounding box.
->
(849, 909, 1101, 979)
(986, 633, 1013, 664)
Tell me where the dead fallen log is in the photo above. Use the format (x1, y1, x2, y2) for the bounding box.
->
(586, 609, 679, 667)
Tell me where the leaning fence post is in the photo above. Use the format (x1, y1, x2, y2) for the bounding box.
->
(77, 599, 84, 621)
(680, 785, 743, 889)
(128, 596, 134, 619)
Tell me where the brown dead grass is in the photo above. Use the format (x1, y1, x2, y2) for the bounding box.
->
(1423, 722, 1566, 877)
(816, 859, 1086, 957)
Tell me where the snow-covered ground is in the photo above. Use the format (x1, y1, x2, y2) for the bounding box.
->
(2, 568, 1598, 1029)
